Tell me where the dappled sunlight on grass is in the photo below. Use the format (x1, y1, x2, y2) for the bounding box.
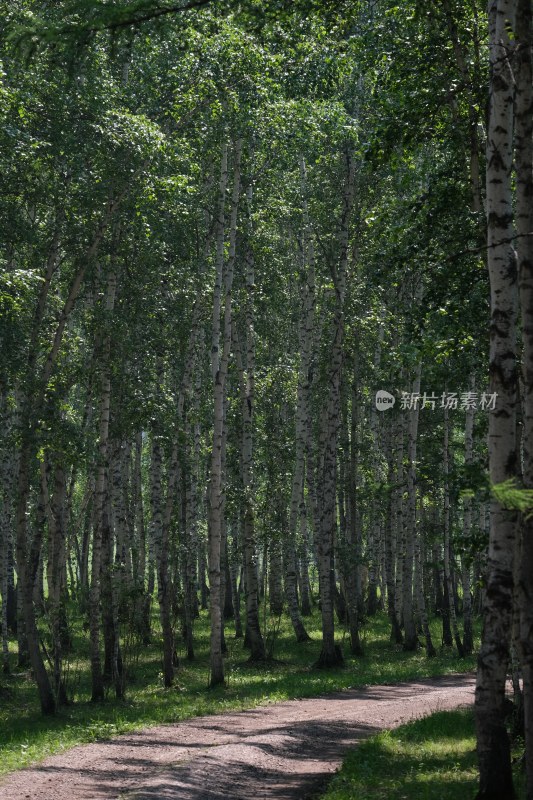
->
(0, 609, 478, 776)
(321, 710, 479, 800)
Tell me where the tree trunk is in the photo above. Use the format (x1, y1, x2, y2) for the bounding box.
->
(234, 183, 265, 661)
(89, 268, 117, 703)
(386, 414, 402, 644)
(462, 378, 475, 656)
(298, 523, 313, 617)
(415, 502, 435, 657)
(208, 139, 241, 685)
(367, 324, 385, 617)
(269, 539, 284, 616)
(159, 437, 179, 687)
(315, 150, 355, 668)
(343, 377, 363, 655)
(475, 3, 518, 797)
(402, 364, 421, 652)
(42, 454, 69, 703)
(443, 407, 464, 657)
(515, 1, 533, 796)
(394, 413, 405, 639)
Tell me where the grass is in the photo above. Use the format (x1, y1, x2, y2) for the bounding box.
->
(0, 607, 477, 777)
(320, 708, 479, 800)
(320, 708, 526, 800)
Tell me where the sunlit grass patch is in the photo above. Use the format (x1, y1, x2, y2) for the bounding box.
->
(321, 709, 480, 800)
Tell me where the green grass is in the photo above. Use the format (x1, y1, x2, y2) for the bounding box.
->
(320, 708, 479, 800)
(320, 708, 526, 800)
(0, 608, 477, 777)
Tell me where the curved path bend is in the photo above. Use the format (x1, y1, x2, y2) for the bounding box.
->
(0, 674, 475, 800)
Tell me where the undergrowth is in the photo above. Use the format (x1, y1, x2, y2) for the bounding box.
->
(0, 609, 477, 776)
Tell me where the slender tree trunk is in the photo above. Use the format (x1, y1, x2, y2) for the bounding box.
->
(463, 377, 475, 656)
(89, 268, 117, 703)
(298, 514, 313, 617)
(283, 533, 311, 642)
(110, 441, 129, 698)
(229, 527, 243, 638)
(367, 325, 385, 616)
(183, 420, 200, 659)
(475, 4, 518, 796)
(208, 140, 241, 685)
(343, 376, 363, 655)
(315, 151, 355, 668)
(0, 399, 15, 674)
(132, 432, 149, 642)
(394, 413, 405, 638)
(515, 1, 533, 795)
(443, 407, 465, 657)
(402, 364, 421, 651)
(234, 184, 265, 660)
(42, 454, 69, 704)
(159, 438, 179, 687)
(283, 154, 316, 643)
(385, 415, 401, 644)
(269, 539, 284, 616)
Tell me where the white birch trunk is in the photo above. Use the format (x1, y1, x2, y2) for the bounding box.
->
(367, 323, 385, 615)
(402, 364, 421, 651)
(443, 406, 464, 657)
(515, 2, 533, 795)
(462, 377, 475, 656)
(208, 139, 241, 685)
(385, 414, 402, 644)
(393, 413, 405, 637)
(475, 4, 518, 796)
(89, 267, 116, 703)
(415, 501, 435, 657)
(315, 151, 355, 668)
(285, 155, 316, 643)
(236, 178, 265, 661)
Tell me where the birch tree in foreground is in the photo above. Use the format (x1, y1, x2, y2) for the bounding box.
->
(475, 2, 518, 797)
(515, 0, 533, 795)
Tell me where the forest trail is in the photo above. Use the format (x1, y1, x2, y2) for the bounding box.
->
(0, 674, 475, 800)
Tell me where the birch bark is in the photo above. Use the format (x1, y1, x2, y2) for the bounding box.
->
(385, 414, 402, 644)
(475, 3, 518, 796)
(443, 406, 465, 657)
(89, 267, 117, 702)
(515, 1, 533, 795)
(402, 364, 421, 651)
(285, 155, 316, 643)
(235, 176, 265, 661)
(315, 151, 355, 668)
(208, 139, 241, 685)
(462, 377, 475, 656)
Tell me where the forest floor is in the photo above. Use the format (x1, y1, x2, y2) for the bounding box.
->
(0, 674, 475, 800)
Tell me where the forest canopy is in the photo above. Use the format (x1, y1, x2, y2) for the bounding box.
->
(1, 1, 532, 799)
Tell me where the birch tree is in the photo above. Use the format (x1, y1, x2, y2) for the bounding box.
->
(475, 3, 518, 796)
(208, 138, 241, 686)
(515, 0, 533, 795)
(315, 149, 355, 668)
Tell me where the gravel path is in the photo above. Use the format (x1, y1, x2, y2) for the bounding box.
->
(0, 674, 475, 800)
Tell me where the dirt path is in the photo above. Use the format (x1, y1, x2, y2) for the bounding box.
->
(0, 674, 475, 800)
